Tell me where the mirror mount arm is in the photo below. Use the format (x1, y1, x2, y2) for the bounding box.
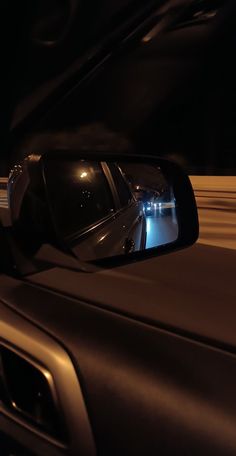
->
(0, 218, 99, 277)
(34, 244, 101, 274)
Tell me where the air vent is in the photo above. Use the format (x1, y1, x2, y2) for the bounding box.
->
(0, 344, 66, 441)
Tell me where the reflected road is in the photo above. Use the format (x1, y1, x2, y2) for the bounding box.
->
(146, 209, 178, 249)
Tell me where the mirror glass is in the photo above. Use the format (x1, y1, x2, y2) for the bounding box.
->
(44, 159, 179, 261)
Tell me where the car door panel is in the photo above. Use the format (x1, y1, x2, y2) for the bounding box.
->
(71, 202, 144, 261)
(0, 244, 236, 454)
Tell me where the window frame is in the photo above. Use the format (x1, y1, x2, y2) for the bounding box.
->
(104, 162, 134, 210)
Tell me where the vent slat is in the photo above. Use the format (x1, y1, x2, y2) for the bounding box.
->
(0, 344, 66, 441)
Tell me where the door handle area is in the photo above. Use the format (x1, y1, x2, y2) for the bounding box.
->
(123, 238, 135, 254)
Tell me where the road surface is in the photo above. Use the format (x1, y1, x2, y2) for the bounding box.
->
(145, 209, 178, 249)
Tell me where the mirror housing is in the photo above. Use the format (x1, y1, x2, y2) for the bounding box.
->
(7, 151, 199, 269)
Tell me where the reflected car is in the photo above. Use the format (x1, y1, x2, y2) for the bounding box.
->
(144, 201, 155, 216)
(134, 189, 156, 216)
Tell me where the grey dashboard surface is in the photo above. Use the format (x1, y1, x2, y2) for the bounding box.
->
(0, 243, 236, 455)
(21, 243, 236, 350)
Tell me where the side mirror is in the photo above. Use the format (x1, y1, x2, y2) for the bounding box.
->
(7, 151, 198, 266)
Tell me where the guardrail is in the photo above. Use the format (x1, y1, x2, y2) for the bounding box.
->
(190, 175, 236, 250)
(0, 178, 8, 208)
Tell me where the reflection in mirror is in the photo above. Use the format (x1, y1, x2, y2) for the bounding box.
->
(44, 159, 179, 261)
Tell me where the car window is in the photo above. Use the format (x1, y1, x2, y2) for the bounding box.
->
(107, 163, 133, 208)
(44, 159, 115, 237)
